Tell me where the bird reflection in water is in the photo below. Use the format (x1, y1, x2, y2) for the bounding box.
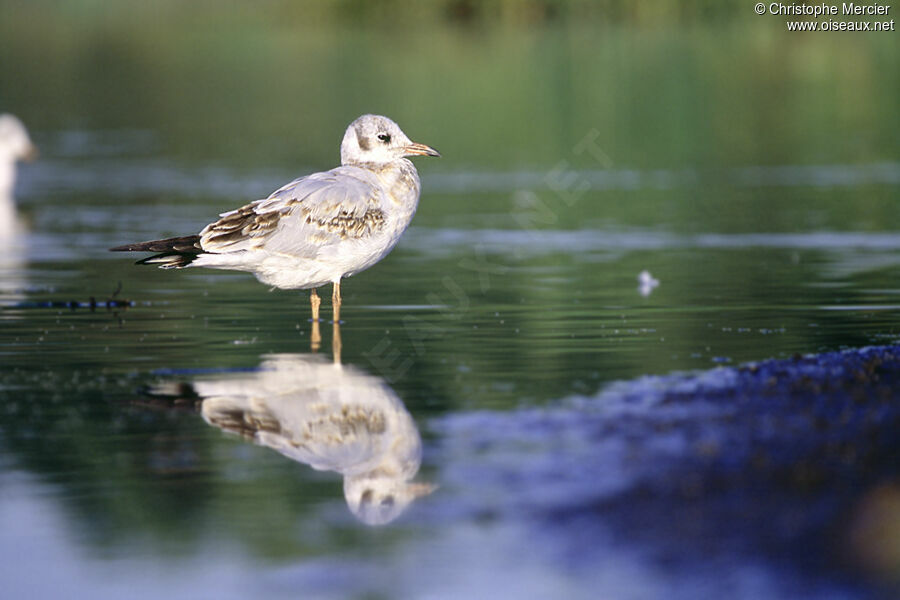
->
(148, 323, 433, 525)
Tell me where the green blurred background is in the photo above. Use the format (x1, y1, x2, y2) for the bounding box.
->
(3, 0, 897, 169)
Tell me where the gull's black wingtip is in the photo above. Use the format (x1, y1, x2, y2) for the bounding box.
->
(109, 235, 203, 268)
(109, 235, 202, 253)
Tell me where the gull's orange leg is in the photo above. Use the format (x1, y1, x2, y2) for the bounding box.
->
(310, 288, 321, 351)
(332, 280, 342, 324)
(310, 288, 321, 321)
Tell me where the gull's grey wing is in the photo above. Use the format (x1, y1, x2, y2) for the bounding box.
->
(199, 166, 386, 257)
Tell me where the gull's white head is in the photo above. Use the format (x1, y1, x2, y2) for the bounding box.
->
(345, 472, 436, 526)
(0, 114, 37, 164)
(340, 114, 439, 167)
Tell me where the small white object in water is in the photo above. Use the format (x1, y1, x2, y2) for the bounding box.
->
(638, 270, 660, 297)
(111, 114, 440, 324)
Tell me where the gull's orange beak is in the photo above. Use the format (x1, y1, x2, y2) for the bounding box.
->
(403, 142, 441, 158)
(23, 144, 39, 162)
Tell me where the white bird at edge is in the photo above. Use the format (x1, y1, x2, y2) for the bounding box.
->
(110, 114, 440, 325)
(1, 113, 38, 231)
(0, 114, 38, 308)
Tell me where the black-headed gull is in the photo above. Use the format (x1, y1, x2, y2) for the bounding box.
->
(111, 114, 439, 323)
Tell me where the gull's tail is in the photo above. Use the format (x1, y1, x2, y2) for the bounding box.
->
(109, 235, 202, 268)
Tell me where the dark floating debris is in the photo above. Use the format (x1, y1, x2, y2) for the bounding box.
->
(3, 281, 133, 312)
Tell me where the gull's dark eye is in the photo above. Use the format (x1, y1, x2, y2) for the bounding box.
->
(377, 133, 391, 143)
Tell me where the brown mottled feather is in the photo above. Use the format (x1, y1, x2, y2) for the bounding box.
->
(200, 201, 288, 250)
(305, 207, 385, 239)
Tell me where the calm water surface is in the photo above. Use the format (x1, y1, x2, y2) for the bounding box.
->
(4, 148, 899, 600)
(1, 8, 899, 599)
